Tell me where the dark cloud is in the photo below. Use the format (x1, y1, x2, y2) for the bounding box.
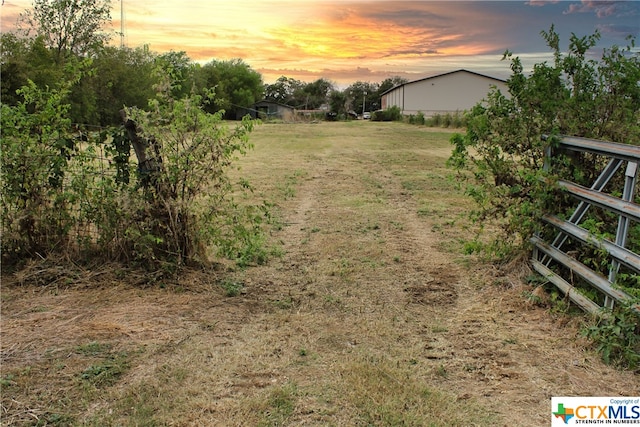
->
(525, 0, 561, 6)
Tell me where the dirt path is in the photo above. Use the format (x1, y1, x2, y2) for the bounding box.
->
(1, 122, 637, 426)
(232, 131, 638, 424)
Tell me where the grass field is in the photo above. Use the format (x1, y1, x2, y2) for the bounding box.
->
(2, 121, 637, 426)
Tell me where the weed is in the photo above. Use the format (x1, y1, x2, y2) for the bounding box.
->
(417, 207, 430, 217)
(1, 374, 15, 388)
(435, 364, 448, 378)
(77, 344, 129, 388)
(277, 170, 306, 200)
(401, 180, 421, 191)
(323, 294, 342, 307)
(37, 413, 74, 426)
(76, 341, 111, 356)
(390, 220, 404, 230)
(582, 304, 640, 369)
(463, 239, 484, 255)
(259, 382, 298, 426)
(329, 258, 353, 279)
(80, 357, 128, 387)
(220, 279, 244, 297)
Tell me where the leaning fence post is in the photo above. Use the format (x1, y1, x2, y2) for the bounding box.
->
(119, 109, 163, 190)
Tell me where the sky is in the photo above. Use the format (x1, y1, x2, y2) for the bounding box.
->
(1, 0, 639, 87)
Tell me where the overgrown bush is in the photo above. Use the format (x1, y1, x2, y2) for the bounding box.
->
(1, 68, 272, 269)
(426, 112, 466, 128)
(448, 26, 640, 368)
(121, 76, 272, 267)
(372, 106, 401, 122)
(1, 68, 83, 261)
(406, 111, 466, 128)
(583, 303, 640, 369)
(448, 26, 639, 257)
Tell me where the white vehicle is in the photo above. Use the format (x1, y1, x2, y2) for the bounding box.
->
(362, 112, 371, 120)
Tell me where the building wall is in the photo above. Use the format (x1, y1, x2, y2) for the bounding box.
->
(277, 105, 294, 121)
(381, 70, 508, 116)
(381, 86, 403, 110)
(252, 101, 295, 120)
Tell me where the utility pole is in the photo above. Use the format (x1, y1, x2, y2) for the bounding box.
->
(362, 91, 367, 117)
(120, 0, 124, 48)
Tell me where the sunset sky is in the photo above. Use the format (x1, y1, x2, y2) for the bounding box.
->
(1, 0, 639, 87)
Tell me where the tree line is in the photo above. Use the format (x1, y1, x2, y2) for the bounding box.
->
(1, 0, 407, 127)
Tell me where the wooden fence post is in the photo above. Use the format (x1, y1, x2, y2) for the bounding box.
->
(119, 109, 163, 190)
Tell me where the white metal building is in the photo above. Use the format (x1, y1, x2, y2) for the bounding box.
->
(380, 69, 508, 116)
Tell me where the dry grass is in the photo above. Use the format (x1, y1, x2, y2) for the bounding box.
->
(2, 121, 638, 426)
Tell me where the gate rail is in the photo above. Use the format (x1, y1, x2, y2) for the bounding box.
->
(531, 135, 640, 315)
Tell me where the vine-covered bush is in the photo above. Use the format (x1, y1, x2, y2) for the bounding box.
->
(1, 74, 80, 260)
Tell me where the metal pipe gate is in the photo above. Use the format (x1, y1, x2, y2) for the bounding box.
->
(531, 135, 640, 315)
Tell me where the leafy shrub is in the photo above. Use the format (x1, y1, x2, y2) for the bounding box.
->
(448, 26, 640, 258)
(1, 67, 272, 269)
(583, 304, 640, 369)
(372, 106, 401, 122)
(1, 68, 89, 261)
(120, 77, 271, 267)
(448, 26, 640, 367)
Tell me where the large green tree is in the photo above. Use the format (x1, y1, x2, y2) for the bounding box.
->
(329, 89, 348, 118)
(18, 0, 113, 63)
(377, 76, 408, 95)
(90, 46, 158, 125)
(301, 78, 334, 110)
(263, 75, 305, 107)
(346, 81, 377, 115)
(155, 50, 200, 100)
(199, 58, 264, 119)
(0, 33, 31, 106)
